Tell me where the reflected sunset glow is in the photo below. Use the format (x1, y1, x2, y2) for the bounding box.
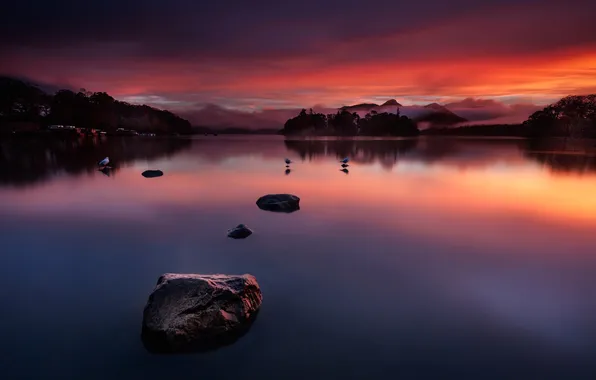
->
(3, 138, 596, 235)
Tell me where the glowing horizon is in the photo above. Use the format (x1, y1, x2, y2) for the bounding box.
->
(1, 0, 595, 125)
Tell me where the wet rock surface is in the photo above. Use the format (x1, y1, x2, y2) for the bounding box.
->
(227, 224, 253, 239)
(256, 194, 300, 213)
(141, 273, 262, 353)
(142, 170, 163, 178)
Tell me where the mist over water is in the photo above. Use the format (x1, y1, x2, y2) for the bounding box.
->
(1, 136, 596, 379)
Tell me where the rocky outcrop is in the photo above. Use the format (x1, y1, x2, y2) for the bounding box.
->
(227, 224, 253, 239)
(256, 194, 300, 213)
(141, 170, 163, 178)
(141, 273, 262, 353)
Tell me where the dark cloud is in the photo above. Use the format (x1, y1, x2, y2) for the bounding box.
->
(2, 0, 594, 62)
(1, 0, 595, 109)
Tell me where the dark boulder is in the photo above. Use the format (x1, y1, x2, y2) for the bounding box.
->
(256, 194, 300, 213)
(142, 170, 163, 178)
(141, 273, 262, 353)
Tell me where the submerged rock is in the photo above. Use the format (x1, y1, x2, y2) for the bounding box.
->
(142, 170, 163, 178)
(256, 194, 300, 213)
(141, 273, 262, 353)
(227, 224, 253, 239)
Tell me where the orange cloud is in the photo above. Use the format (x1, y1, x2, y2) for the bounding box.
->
(2, 0, 595, 110)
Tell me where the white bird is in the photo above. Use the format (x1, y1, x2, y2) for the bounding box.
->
(98, 157, 109, 167)
(285, 158, 292, 165)
(340, 157, 349, 164)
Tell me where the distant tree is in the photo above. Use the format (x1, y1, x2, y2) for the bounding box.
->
(358, 111, 418, 136)
(328, 110, 358, 135)
(283, 108, 328, 135)
(524, 95, 596, 138)
(283, 107, 418, 136)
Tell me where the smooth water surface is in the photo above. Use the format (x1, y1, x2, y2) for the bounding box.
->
(1, 136, 596, 379)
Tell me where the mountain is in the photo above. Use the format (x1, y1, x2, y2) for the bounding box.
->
(416, 111, 468, 125)
(382, 99, 402, 106)
(337, 100, 467, 127)
(424, 103, 450, 112)
(339, 103, 379, 112)
(340, 99, 402, 111)
(418, 103, 468, 125)
(180, 103, 295, 130)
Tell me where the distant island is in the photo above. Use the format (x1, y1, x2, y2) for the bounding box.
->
(0, 76, 192, 135)
(282, 95, 596, 138)
(284, 107, 419, 136)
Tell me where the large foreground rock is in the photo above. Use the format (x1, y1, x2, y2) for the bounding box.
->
(141, 273, 262, 353)
(256, 194, 300, 213)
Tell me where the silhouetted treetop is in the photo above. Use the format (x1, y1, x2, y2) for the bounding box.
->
(0, 76, 191, 134)
(283, 108, 419, 136)
(524, 95, 596, 138)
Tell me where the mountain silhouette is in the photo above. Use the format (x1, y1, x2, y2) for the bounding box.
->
(339, 103, 379, 111)
(382, 99, 402, 106)
(418, 103, 468, 125)
(338, 100, 467, 126)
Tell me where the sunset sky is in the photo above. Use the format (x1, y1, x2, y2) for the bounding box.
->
(1, 0, 596, 119)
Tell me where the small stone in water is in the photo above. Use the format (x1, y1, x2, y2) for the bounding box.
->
(227, 224, 253, 239)
(142, 170, 164, 178)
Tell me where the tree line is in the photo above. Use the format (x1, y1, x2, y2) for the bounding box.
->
(0, 76, 191, 134)
(424, 95, 596, 138)
(283, 108, 419, 136)
(523, 95, 596, 138)
(284, 95, 596, 138)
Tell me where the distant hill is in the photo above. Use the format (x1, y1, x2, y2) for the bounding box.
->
(340, 103, 379, 112)
(192, 126, 281, 135)
(417, 103, 468, 125)
(338, 100, 467, 127)
(382, 99, 402, 106)
(422, 94, 596, 137)
(424, 103, 450, 112)
(340, 99, 402, 111)
(0, 76, 192, 135)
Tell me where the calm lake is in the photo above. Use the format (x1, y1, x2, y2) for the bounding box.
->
(1, 135, 596, 379)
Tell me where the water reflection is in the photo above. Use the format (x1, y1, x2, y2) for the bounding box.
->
(282, 137, 596, 174)
(283, 137, 531, 169)
(0, 136, 595, 187)
(523, 138, 596, 174)
(99, 167, 111, 177)
(284, 138, 419, 169)
(0, 136, 191, 187)
(2, 135, 596, 379)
